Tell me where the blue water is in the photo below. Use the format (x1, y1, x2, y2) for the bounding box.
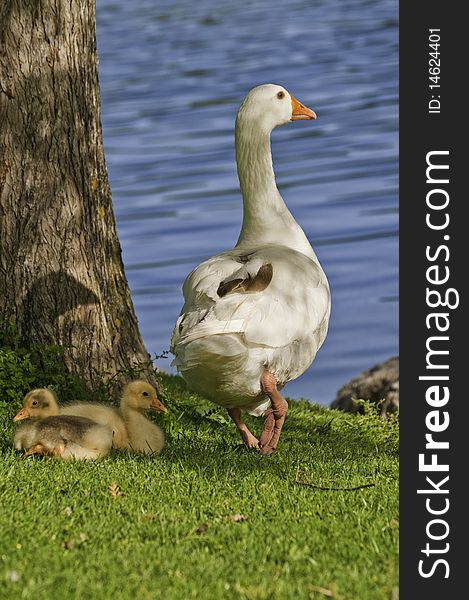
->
(96, 0, 398, 405)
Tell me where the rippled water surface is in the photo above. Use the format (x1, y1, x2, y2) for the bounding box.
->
(96, 0, 398, 405)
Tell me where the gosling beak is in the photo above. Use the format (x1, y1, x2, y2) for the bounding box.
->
(150, 397, 168, 413)
(291, 95, 317, 121)
(13, 408, 30, 422)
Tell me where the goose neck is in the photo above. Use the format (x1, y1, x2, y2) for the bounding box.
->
(234, 122, 314, 257)
(235, 126, 278, 205)
(120, 403, 136, 421)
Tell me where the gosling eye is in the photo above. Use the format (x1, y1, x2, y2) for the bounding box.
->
(277, 91, 285, 100)
(142, 391, 149, 397)
(31, 400, 38, 406)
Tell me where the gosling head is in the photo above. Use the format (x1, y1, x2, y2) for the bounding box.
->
(120, 380, 167, 413)
(13, 389, 59, 421)
(236, 84, 317, 134)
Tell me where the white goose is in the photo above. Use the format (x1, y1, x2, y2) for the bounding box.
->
(170, 84, 330, 454)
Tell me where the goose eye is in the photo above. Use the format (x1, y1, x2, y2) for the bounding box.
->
(142, 391, 149, 397)
(31, 400, 38, 406)
(277, 91, 285, 99)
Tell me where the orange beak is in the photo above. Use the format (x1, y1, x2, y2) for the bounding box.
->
(13, 408, 30, 422)
(150, 397, 168, 413)
(291, 95, 317, 121)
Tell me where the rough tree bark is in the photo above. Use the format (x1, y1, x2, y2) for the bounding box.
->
(0, 0, 154, 385)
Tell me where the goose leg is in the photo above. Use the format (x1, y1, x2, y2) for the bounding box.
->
(227, 407, 259, 449)
(51, 443, 66, 458)
(24, 442, 66, 458)
(259, 371, 288, 455)
(23, 443, 47, 457)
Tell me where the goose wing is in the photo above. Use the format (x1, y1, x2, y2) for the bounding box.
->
(171, 246, 330, 353)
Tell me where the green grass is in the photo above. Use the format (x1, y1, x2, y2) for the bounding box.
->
(0, 374, 398, 600)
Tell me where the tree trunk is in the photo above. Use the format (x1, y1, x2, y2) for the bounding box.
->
(0, 0, 153, 385)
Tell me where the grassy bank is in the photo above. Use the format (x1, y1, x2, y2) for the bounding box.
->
(0, 372, 398, 599)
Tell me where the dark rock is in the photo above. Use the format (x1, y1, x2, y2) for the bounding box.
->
(331, 356, 399, 417)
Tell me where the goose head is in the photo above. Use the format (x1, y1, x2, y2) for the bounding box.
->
(236, 84, 316, 135)
(13, 388, 59, 421)
(120, 380, 167, 413)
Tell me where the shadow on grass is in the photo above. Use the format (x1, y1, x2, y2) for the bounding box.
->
(152, 405, 398, 484)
